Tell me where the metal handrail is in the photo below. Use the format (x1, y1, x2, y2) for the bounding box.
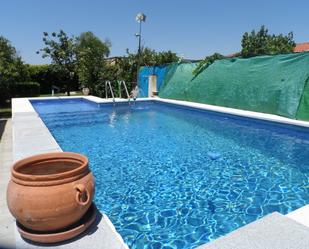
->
(105, 81, 115, 103)
(118, 80, 130, 100)
(118, 80, 132, 105)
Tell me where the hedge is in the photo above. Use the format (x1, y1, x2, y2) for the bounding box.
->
(28, 64, 80, 94)
(28, 65, 54, 94)
(0, 82, 40, 104)
(11, 82, 40, 98)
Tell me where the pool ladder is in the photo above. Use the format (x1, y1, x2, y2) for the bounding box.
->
(105, 80, 132, 105)
(105, 81, 115, 104)
(118, 80, 131, 104)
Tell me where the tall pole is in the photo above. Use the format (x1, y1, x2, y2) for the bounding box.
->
(138, 20, 142, 55)
(135, 13, 146, 87)
(137, 20, 142, 86)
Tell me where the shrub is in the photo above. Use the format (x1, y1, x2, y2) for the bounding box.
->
(28, 64, 79, 94)
(10, 82, 40, 98)
(241, 25, 295, 57)
(28, 65, 53, 94)
(193, 53, 225, 77)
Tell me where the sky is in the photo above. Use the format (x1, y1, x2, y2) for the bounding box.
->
(1, 0, 309, 64)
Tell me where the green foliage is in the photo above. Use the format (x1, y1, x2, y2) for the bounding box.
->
(139, 48, 179, 68)
(193, 53, 225, 76)
(194, 26, 296, 77)
(37, 30, 77, 95)
(241, 25, 295, 57)
(10, 82, 40, 97)
(0, 36, 30, 104)
(75, 32, 111, 95)
(97, 48, 179, 97)
(28, 64, 71, 94)
(118, 47, 178, 81)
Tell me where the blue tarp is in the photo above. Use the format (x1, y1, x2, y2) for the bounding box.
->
(138, 66, 168, 97)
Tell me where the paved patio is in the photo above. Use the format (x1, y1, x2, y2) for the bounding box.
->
(0, 119, 15, 249)
(197, 212, 309, 249)
(0, 113, 128, 249)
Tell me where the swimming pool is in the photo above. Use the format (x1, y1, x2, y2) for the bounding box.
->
(31, 98, 309, 249)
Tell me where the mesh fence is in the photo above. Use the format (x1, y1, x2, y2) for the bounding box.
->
(157, 52, 309, 120)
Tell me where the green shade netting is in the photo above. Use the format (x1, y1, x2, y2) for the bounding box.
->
(297, 77, 309, 120)
(159, 52, 309, 120)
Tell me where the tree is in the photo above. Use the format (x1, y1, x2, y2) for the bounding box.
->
(75, 32, 111, 95)
(100, 48, 178, 97)
(37, 30, 77, 95)
(0, 36, 29, 104)
(241, 25, 295, 57)
(193, 26, 296, 76)
(119, 47, 178, 83)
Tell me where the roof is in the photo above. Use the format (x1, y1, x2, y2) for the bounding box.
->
(294, 42, 309, 53)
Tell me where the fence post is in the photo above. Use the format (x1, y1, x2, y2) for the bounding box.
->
(148, 75, 157, 97)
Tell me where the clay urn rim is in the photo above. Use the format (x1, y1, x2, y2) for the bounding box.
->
(12, 152, 89, 184)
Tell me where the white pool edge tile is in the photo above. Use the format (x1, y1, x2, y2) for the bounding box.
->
(11, 96, 130, 248)
(153, 98, 309, 128)
(286, 204, 309, 228)
(102, 214, 130, 249)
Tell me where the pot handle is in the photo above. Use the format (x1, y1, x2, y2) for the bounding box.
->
(75, 184, 90, 206)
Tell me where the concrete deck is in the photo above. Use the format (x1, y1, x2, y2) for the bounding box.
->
(0, 119, 15, 249)
(14, 213, 127, 249)
(0, 98, 129, 249)
(13, 112, 61, 161)
(197, 212, 309, 249)
(287, 204, 309, 228)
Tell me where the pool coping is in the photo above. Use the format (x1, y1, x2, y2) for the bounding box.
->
(10, 95, 309, 248)
(153, 98, 309, 128)
(10, 96, 130, 249)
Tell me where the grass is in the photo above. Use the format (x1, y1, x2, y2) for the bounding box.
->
(0, 106, 11, 118)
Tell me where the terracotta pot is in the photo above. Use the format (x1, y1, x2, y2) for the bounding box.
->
(7, 152, 95, 232)
(82, 87, 90, 96)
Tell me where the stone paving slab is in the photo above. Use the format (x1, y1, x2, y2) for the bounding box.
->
(14, 213, 128, 249)
(12, 113, 61, 161)
(197, 212, 309, 249)
(287, 204, 309, 228)
(0, 101, 129, 249)
(0, 119, 16, 249)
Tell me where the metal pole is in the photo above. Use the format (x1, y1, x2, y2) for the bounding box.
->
(135, 13, 146, 87)
(137, 21, 142, 86)
(138, 21, 142, 54)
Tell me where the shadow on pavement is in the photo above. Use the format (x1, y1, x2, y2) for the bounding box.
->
(0, 119, 7, 142)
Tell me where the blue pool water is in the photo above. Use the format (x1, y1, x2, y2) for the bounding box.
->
(31, 98, 309, 249)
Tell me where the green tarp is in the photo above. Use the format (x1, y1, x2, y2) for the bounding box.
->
(159, 52, 309, 120)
